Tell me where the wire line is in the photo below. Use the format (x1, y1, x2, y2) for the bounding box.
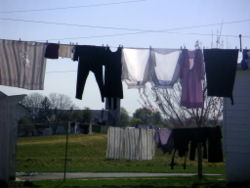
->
(1, 17, 250, 34)
(0, 0, 147, 14)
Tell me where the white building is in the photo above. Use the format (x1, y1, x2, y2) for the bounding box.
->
(224, 69, 250, 182)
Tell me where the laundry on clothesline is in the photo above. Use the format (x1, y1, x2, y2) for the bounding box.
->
(0, 39, 47, 90)
(241, 49, 249, 70)
(73, 45, 123, 106)
(122, 48, 151, 89)
(180, 49, 205, 108)
(150, 49, 182, 89)
(154, 129, 174, 154)
(204, 49, 238, 105)
(0, 38, 242, 107)
(170, 126, 223, 169)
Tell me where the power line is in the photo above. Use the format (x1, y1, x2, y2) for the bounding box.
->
(1, 17, 250, 34)
(39, 31, 250, 42)
(0, 0, 147, 14)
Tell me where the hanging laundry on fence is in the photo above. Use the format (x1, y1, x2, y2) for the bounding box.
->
(45, 43, 59, 59)
(180, 49, 205, 108)
(155, 129, 174, 153)
(170, 126, 223, 169)
(0, 39, 47, 90)
(122, 48, 151, 88)
(203, 49, 238, 104)
(150, 49, 182, 88)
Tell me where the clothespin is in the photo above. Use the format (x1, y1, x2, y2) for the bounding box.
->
(239, 34, 242, 52)
(195, 40, 200, 49)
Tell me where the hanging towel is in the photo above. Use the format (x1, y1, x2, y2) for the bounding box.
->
(45, 43, 59, 59)
(180, 49, 205, 108)
(58, 44, 74, 58)
(203, 49, 238, 104)
(122, 48, 151, 88)
(151, 49, 181, 88)
(0, 39, 47, 90)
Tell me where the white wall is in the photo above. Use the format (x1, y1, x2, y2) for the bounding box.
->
(224, 69, 250, 182)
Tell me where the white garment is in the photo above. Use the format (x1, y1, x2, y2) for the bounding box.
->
(106, 127, 124, 159)
(151, 49, 182, 88)
(0, 39, 47, 90)
(58, 44, 74, 58)
(122, 48, 151, 88)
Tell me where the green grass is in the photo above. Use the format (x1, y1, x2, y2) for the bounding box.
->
(11, 176, 226, 188)
(16, 134, 225, 173)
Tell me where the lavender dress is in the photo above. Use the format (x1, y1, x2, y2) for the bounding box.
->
(180, 49, 205, 108)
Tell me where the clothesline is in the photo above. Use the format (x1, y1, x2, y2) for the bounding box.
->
(0, 38, 248, 109)
(1, 38, 246, 50)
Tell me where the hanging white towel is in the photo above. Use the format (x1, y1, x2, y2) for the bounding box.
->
(122, 48, 151, 89)
(0, 39, 47, 90)
(151, 49, 182, 88)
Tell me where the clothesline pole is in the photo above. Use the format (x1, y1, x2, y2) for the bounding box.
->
(63, 121, 70, 182)
(197, 122, 203, 179)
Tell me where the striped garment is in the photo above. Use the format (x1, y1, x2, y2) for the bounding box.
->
(106, 127, 156, 160)
(106, 127, 124, 159)
(0, 39, 47, 90)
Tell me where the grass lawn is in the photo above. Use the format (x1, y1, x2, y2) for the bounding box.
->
(16, 134, 225, 174)
(11, 176, 227, 188)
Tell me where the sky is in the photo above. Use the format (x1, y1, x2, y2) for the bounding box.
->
(0, 0, 250, 114)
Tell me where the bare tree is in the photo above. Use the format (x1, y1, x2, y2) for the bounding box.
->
(49, 93, 74, 110)
(21, 92, 45, 110)
(139, 80, 223, 178)
(139, 81, 223, 128)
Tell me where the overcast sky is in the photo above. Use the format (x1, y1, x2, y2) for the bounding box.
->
(1, 0, 250, 114)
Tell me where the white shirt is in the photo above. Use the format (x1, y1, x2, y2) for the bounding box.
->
(122, 48, 151, 88)
(151, 48, 182, 88)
